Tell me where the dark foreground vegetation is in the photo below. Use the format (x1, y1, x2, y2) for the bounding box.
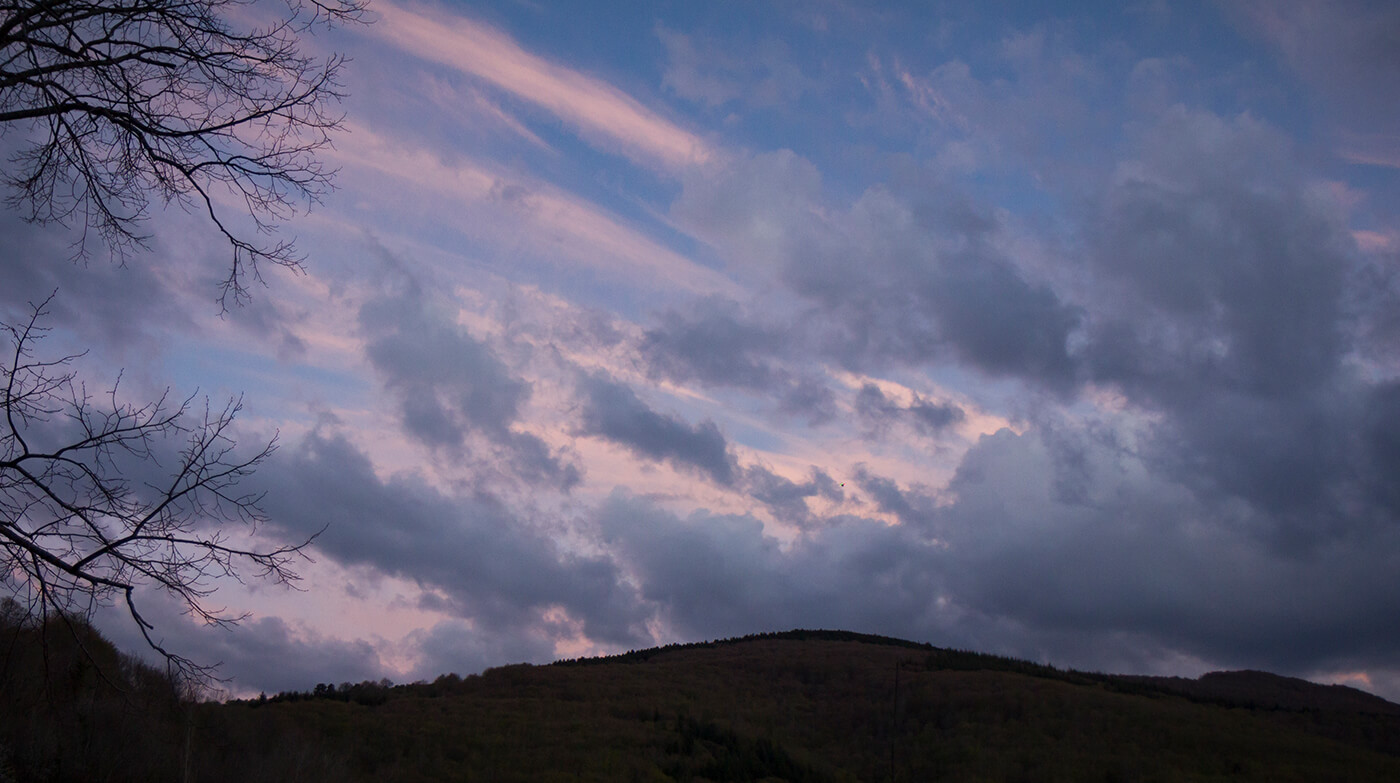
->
(4, 608, 1400, 782)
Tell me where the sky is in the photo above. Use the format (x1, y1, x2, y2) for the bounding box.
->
(4, 0, 1400, 700)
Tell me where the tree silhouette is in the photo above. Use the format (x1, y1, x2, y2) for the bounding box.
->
(0, 295, 318, 679)
(0, 0, 367, 307)
(0, 0, 367, 680)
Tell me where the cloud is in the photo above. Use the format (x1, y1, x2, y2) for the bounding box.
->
(192, 616, 390, 695)
(850, 466, 941, 534)
(656, 26, 743, 107)
(404, 619, 558, 681)
(741, 464, 844, 528)
(625, 95, 1400, 696)
(789, 183, 1080, 387)
(576, 374, 738, 486)
(674, 151, 1082, 390)
(260, 430, 646, 647)
(358, 272, 579, 490)
(372, 1, 709, 172)
(589, 410, 1400, 700)
(1089, 110, 1346, 389)
(1335, 132, 1400, 170)
(672, 149, 824, 280)
(657, 25, 819, 109)
(1080, 107, 1371, 534)
(1231, 0, 1400, 168)
(423, 77, 556, 152)
(877, 25, 1116, 185)
(854, 382, 965, 438)
(0, 138, 316, 362)
(361, 290, 524, 445)
(1362, 381, 1400, 518)
(641, 297, 786, 390)
(94, 596, 389, 696)
(775, 375, 840, 425)
(0, 209, 196, 361)
(328, 126, 737, 295)
(932, 421, 1400, 681)
(595, 491, 951, 642)
(638, 296, 837, 423)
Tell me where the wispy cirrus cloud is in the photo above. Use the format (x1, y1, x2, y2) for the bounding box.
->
(372, 1, 711, 172)
(327, 126, 738, 295)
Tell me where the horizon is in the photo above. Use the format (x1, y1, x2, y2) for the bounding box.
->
(3, 0, 1400, 703)
(235, 625, 1400, 706)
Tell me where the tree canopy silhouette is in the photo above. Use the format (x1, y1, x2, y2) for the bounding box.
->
(1, 296, 318, 679)
(0, 0, 367, 306)
(0, 0, 366, 680)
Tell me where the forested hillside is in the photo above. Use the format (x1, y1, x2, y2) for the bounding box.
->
(5, 611, 1400, 782)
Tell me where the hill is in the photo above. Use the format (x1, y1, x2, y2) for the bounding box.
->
(4, 618, 1400, 782)
(1121, 669, 1400, 715)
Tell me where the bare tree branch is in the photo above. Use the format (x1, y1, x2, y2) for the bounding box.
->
(0, 0, 368, 307)
(1, 295, 318, 683)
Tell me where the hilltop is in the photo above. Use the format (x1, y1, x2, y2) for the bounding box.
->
(4, 620, 1400, 782)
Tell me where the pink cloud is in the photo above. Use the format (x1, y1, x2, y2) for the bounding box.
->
(896, 64, 972, 132)
(327, 126, 739, 295)
(372, 1, 711, 172)
(421, 75, 557, 152)
(1337, 132, 1400, 170)
(1353, 230, 1396, 253)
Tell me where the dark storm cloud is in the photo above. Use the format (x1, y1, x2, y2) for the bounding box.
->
(674, 152, 1083, 390)
(95, 596, 388, 696)
(260, 431, 645, 647)
(405, 619, 558, 681)
(596, 491, 951, 642)
(359, 278, 579, 489)
(908, 398, 965, 433)
(0, 210, 193, 357)
(186, 616, 389, 695)
(850, 466, 940, 533)
(601, 107, 1400, 683)
(641, 297, 785, 389)
(776, 374, 839, 424)
(1087, 109, 1347, 398)
(930, 422, 1400, 678)
(359, 282, 523, 437)
(749, 105, 1400, 686)
(1362, 380, 1400, 517)
(640, 297, 838, 424)
(1080, 107, 1371, 540)
(741, 464, 843, 527)
(577, 374, 738, 485)
(905, 244, 1081, 388)
(854, 382, 964, 438)
(652, 126, 1400, 686)
(594, 417, 1400, 696)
